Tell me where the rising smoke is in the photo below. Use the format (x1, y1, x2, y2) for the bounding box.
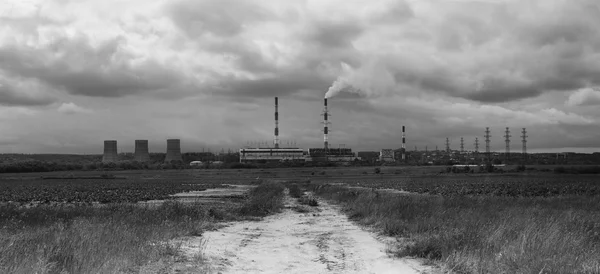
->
(324, 61, 396, 99)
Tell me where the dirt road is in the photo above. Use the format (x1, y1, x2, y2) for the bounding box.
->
(179, 194, 436, 274)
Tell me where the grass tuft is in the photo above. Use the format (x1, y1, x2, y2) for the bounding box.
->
(238, 182, 286, 216)
(288, 184, 303, 198)
(298, 195, 319, 207)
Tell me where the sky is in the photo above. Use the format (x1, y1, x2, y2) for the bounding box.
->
(0, 0, 599, 154)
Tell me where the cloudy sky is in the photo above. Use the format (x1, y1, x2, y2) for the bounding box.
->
(1, 0, 599, 154)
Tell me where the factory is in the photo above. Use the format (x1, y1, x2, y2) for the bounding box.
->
(238, 97, 360, 163)
(101, 96, 408, 165)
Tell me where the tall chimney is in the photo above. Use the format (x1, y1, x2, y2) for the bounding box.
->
(323, 98, 329, 150)
(164, 139, 183, 163)
(102, 140, 118, 163)
(134, 140, 150, 162)
(402, 126, 406, 161)
(274, 97, 279, 149)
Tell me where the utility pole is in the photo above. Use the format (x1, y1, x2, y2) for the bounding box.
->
(504, 127, 511, 163)
(485, 127, 491, 163)
(521, 128, 528, 162)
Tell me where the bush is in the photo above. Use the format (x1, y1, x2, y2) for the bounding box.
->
(374, 167, 381, 174)
(239, 182, 285, 216)
(298, 195, 319, 207)
(288, 184, 303, 198)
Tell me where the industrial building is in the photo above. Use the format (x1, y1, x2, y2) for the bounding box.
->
(239, 97, 308, 163)
(238, 97, 361, 163)
(379, 149, 395, 162)
(239, 148, 305, 163)
(306, 148, 356, 162)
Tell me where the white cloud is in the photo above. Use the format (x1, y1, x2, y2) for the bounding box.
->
(566, 87, 600, 106)
(57, 102, 92, 114)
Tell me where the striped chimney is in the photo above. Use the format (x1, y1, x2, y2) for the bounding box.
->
(274, 97, 279, 148)
(402, 126, 406, 161)
(323, 98, 329, 150)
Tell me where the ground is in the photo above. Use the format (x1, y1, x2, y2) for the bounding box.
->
(174, 190, 437, 274)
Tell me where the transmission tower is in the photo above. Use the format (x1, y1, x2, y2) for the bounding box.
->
(504, 127, 511, 162)
(474, 137, 479, 153)
(485, 127, 491, 161)
(445, 138, 451, 153)
(521, 128, 528, 160)
(460, 137, 464, 153)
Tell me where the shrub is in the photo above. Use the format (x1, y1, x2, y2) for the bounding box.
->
(288, 184, 303, 198)
(374, 167, 381, 174)
(239, 182, 285, 216)
(298, 195, 319, 207)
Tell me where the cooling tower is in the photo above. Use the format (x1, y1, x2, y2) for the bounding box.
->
(164, 139, 183, 162)
(134, 140, 150, 162)
(102, 140, 118, 163)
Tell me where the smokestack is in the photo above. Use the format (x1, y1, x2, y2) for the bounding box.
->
(402, 126, 406, 161)
(102, 140, 118, 163)
(274, 97, 279, 149)
(134, 140, 150, 162)
(323, 98, 329, 150)
(164, 139, 183, 162)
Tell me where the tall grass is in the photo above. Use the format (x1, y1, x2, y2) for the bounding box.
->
(0, 201, 214, 273)
(313, 184, 600, 274)
(288, 184, 304, 198)
(239, 181, 285, 216)
(0, 181, 287, 273)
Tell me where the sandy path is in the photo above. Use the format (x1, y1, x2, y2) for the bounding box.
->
(179, 193, 435, 274)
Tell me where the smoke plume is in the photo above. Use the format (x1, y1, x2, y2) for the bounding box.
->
(324, 61, 395, 99)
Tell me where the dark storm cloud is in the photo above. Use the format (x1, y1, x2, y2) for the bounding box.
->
(168, 0, 270, 38)
(0, 78, 55, 106)
(216, 70, 332, 98)
(304, 20, 364, 48)
(0, 35, 182, 98)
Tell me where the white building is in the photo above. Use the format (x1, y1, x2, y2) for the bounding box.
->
(379, 149, 395, 162)
(239, 148, 305, 163)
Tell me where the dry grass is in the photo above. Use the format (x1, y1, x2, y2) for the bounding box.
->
(313, 184, 600, 274)
(239, 181, 285, 216)
(0, 181, 286, 273)
(0, 201, 214, 273)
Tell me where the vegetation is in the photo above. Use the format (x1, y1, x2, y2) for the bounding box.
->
(0, 179, 223, 204)
(298, 195, 319, 207)
(0, 181, 285, 273)
(287, 183, 304, 198)
(238, 182, 286, 216)
(313, 184, 600, 274)
(335, 175, 600, 197)
(553, 165, 600, 174)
